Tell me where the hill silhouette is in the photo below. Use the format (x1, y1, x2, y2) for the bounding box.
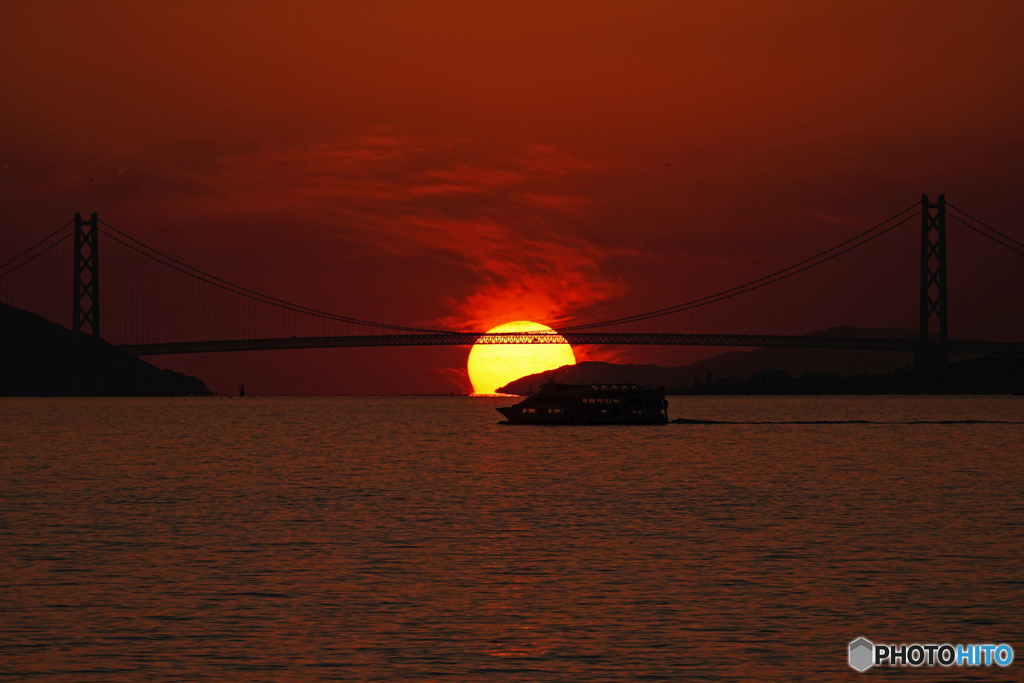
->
(1, 304, 211, 396)
(497, 327, 1023, 395)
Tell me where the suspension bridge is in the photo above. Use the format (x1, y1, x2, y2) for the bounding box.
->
(2, 194, 1022, 372)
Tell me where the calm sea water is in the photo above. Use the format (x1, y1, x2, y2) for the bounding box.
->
(2, 396, 1022, 681)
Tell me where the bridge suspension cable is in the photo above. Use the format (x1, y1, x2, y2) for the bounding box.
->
(0, 220, 74, 277)
(945, 204, 1024, 257)
(946, 202, 1024, 250)
(96, 220, 451, 334)
(561, 202, 922, 331)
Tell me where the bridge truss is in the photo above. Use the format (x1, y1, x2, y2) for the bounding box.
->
(120, 332, 1023, 357)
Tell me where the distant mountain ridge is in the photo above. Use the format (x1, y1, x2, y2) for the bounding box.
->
(1, 303, 211, 396)
(498, 326, 919, 394)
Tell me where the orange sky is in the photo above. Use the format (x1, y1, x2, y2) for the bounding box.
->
(2, 1, 1023, 394)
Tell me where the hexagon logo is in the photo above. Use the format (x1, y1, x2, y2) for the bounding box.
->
(849, 638, 874, 672)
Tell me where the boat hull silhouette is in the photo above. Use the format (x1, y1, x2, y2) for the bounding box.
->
(497, 382, 669, 425)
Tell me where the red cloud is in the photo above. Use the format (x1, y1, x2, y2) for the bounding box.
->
(196, 134, 633, 331)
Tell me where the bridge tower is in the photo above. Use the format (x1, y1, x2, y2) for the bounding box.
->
(915, 194, 947, 373)
(73, 211, 99, 337)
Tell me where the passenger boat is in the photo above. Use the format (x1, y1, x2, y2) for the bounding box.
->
(497, 380, 669, 425)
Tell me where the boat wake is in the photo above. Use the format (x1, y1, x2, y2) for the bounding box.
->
(671, 418, 1023, 425)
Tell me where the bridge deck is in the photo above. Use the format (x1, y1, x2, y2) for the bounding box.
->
(121, 333, 1024, 356)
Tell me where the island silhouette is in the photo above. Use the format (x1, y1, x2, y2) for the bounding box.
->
(1, 304, 210, 396)
(499, 327, 1024, 396)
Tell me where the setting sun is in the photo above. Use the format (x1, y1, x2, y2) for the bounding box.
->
(467, 321, 576, 395)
